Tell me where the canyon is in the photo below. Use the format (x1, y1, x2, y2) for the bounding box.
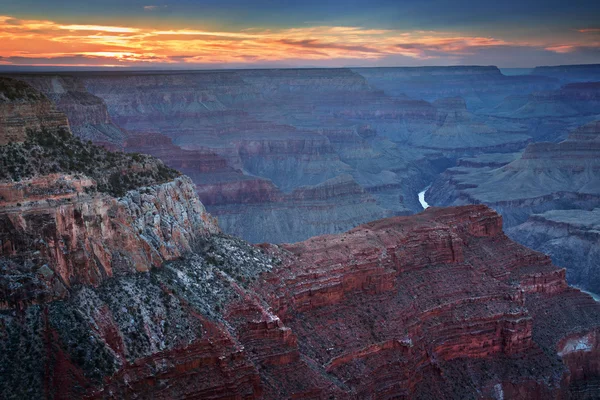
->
(6, 65, 599, 293)
(7, 65, 597, 244)
(428, 120, 600, 294)
(1, 69, 600, 398)
(0, 76, 600, 399)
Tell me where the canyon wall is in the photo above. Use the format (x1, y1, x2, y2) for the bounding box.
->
(3, 185, 600, 398)
(508, 209, 600, 294)
(1, 79, 600, 398)
(428, 120, 600, 293)
(0, 77, 69, 145)
(3, 67, 598, 250)
(16, 75, 126, 148)
(6, 66, 564, 243)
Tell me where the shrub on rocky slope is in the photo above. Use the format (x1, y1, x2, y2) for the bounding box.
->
(0, 128, 179, 196)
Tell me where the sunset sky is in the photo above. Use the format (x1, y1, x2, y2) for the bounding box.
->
(1, 0, 599, 68)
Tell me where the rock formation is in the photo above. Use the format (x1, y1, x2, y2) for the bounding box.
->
(428, 120, 600, 294)
(481, 82, 600, 142)
(0, 77, 69, 145)
(508, 209, 600, 294)
(1, 79, 600, 399)
(16, 75, 126, 148)
(2, 67, 598, 246)
(2, 186, 600, 398)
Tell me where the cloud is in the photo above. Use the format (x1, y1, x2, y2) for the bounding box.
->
(277, 39, 382, 54)
(0, 14, 597, 67)
(59, 24, 140, 33)
(144, 5, 168, 11)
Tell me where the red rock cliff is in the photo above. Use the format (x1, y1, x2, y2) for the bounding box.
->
(2, 194, 600, 398)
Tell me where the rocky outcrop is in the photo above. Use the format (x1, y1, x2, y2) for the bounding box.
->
(15, 75, 127, 147)
(0, 77, 69, 145)
(428, 120, 600, 224)
(3, 198, 600, 398)
(508, 209, 600, 294)
(428, 120, 600, 292)
(0, 174, 218, 306)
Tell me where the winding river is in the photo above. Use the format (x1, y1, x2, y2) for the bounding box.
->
(418, 185, 431, 210)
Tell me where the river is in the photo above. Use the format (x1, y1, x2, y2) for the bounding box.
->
(418, 185, 431, 210)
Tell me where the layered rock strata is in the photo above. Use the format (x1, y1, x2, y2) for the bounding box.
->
(2, 194, 600, 398)
(0, 77, 69, 145)
(15, 75, 126, 147)
(428, 120, 600, 293)
(508, 209, 600, 294)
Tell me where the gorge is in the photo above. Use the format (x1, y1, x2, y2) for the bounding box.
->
(1, 65, 600, 398)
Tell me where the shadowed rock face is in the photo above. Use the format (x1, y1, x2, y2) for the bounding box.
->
(479, 81, 600, 142)
(4, 66, 595, 244)
(15, 75, 126, 148)
(508, 209, 600, 294)
(428, 120, 600, 293)
(0, 77, 69, 145)
(5, 67, 562, 243)
(354, 66, 559, 110)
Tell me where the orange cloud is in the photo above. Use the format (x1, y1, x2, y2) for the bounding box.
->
(0, 14, 596, 67)
(546, 45, 576, 53)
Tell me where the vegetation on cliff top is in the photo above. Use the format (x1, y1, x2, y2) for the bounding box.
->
(0, 128, 180, 197)
(0, 77, 46, 103)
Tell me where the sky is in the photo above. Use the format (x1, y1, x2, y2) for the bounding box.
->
(0, 0, 599, 69)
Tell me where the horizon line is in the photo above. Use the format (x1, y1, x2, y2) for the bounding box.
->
(0, 62, 599, 74)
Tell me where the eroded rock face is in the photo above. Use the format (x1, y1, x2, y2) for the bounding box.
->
(0, 77, 69, 145)
(1, 67, 600, 399)
(427, 120, 600, 293)
(16, 75, 126, 148)
(508, 209, 600, 294)
(4, 68, 581, 244)
(2, 200, 600, 399)
(0, 175, 218, 306)
(124, 130, 391, 244)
